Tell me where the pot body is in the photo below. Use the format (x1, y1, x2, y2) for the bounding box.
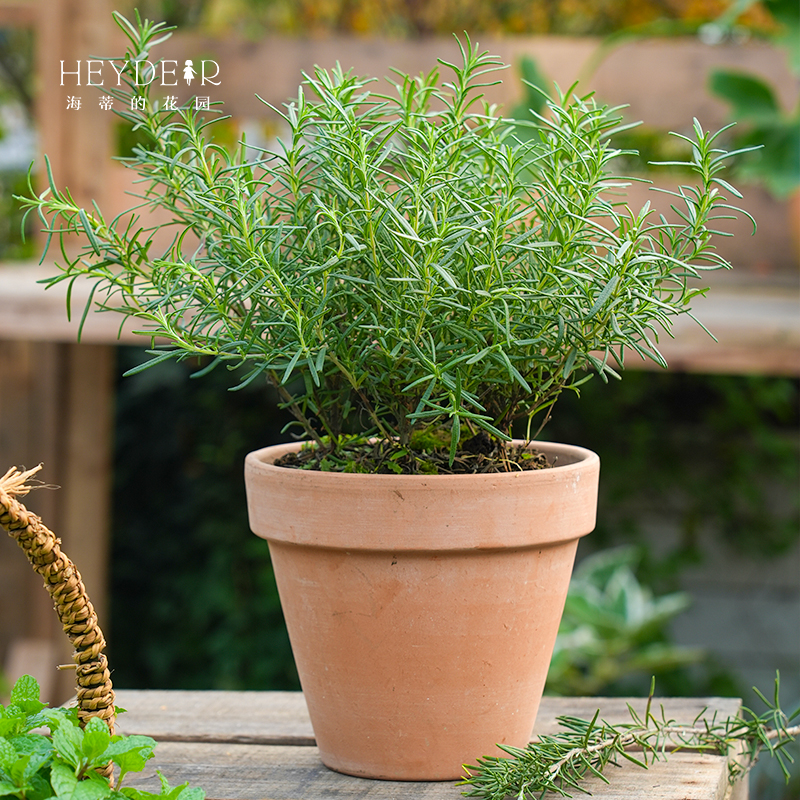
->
(244, 440, 599, 780)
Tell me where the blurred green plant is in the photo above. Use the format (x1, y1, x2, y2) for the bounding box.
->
(546, 547, 703, 696)
(0, 674, 204, 798)
(541, 372, 800, 563)
(0, 28, 36, 260)
(704, 0, 799, 70)
(509, 55, 551, 131)
(109, 347, 299, 691)
(708, 68, 799, 197)
(570, 0, 797, 195)
(0, 28, 34, 119)
(0, 171, 36, 260)
(707, 0, 800, 199)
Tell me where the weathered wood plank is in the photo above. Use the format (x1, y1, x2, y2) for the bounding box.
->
(36, 0, 113, 217)
(535, 696, 743, 738)
(0, 339, 69, 703)
(121, 740, 736, 800)
(106, 692, 748, 798)
(125, 743, 466, 799)
(0, 263, 142, 344)
(113, 690, 742, 744)
(114, 690, 316, 745)
(0, 0, 37, 26)
(625, 281, 800, 378)
(59, 343, 115, 625)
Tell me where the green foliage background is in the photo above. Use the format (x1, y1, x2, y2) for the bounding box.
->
(544, 371, 800, 561)
(108, 346, 799, 696)
(110, 350, 299, 690)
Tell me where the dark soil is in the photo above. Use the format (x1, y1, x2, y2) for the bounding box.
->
(274, 432, 551, 475)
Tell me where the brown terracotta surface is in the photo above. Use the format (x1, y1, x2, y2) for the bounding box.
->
(245, 440, 600, 780)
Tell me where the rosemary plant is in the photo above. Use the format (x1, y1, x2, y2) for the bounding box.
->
(460, 676, 799, 799)
(21, 12, 756, 467)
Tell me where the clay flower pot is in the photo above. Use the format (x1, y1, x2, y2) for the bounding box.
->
(244, 440, 600, 780)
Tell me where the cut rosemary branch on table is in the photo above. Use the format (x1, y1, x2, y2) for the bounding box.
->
(460, 675, 799, 799)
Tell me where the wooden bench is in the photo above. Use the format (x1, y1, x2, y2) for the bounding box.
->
(112, 690, 748, 799)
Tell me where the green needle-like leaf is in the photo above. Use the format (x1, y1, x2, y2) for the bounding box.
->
(17, 14, 756, 463)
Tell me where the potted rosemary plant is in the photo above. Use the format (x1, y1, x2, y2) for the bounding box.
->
(21, 12, 756, 782)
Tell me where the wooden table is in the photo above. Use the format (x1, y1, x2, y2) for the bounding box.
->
(113, 690, 748, 800)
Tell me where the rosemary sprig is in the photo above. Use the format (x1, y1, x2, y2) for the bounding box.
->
(460, 675, 799, 799)
(19, 12, 758, 464)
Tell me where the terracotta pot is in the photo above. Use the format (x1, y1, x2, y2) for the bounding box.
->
(244, 440, 600, 780)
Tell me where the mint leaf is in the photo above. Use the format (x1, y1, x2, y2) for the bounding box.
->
(49, 759, 78, 796)
(10, 731, 53, 794)
(81, 718, 112, 765)
(116, 769, 207, 800)
(26, 771, 54, 799)
(104, 736, 156, 786)
(154, 771, 204, 800)
(14, 746, 51, 788)
(7, 676, 46, 719)
(51, 718, 85, 769)
(0, 738, 15, 772)
(6, 754, 32, 793)
(9, 676, 40, 708)
(0, 711, 27, 741)
(72, 773, 113, 800)
(119, 789, 158, 800)
(0, 778, 23, 796)
(11, 733, 52, 758)
(0, 623, 200, 797)
(170, 786, 205, 800)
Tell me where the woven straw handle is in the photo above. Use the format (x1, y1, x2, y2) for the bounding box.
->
(0, 465, 115, 733)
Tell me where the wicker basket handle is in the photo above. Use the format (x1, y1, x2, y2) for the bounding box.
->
(0, 465, 115, 733)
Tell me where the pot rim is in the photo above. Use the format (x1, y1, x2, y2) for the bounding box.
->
(244, 440, 600, 552)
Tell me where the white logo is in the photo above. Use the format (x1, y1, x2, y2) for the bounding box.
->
(59, 58, 221, 87)
(183, 60, 197, 85)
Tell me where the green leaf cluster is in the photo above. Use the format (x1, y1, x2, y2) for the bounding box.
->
(20, 12, 756, 464)
(547, 548, 702, 696)
(708, 67, 799, 198)
(0, 675, 203, 800)
(704, 0, 799, 199)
